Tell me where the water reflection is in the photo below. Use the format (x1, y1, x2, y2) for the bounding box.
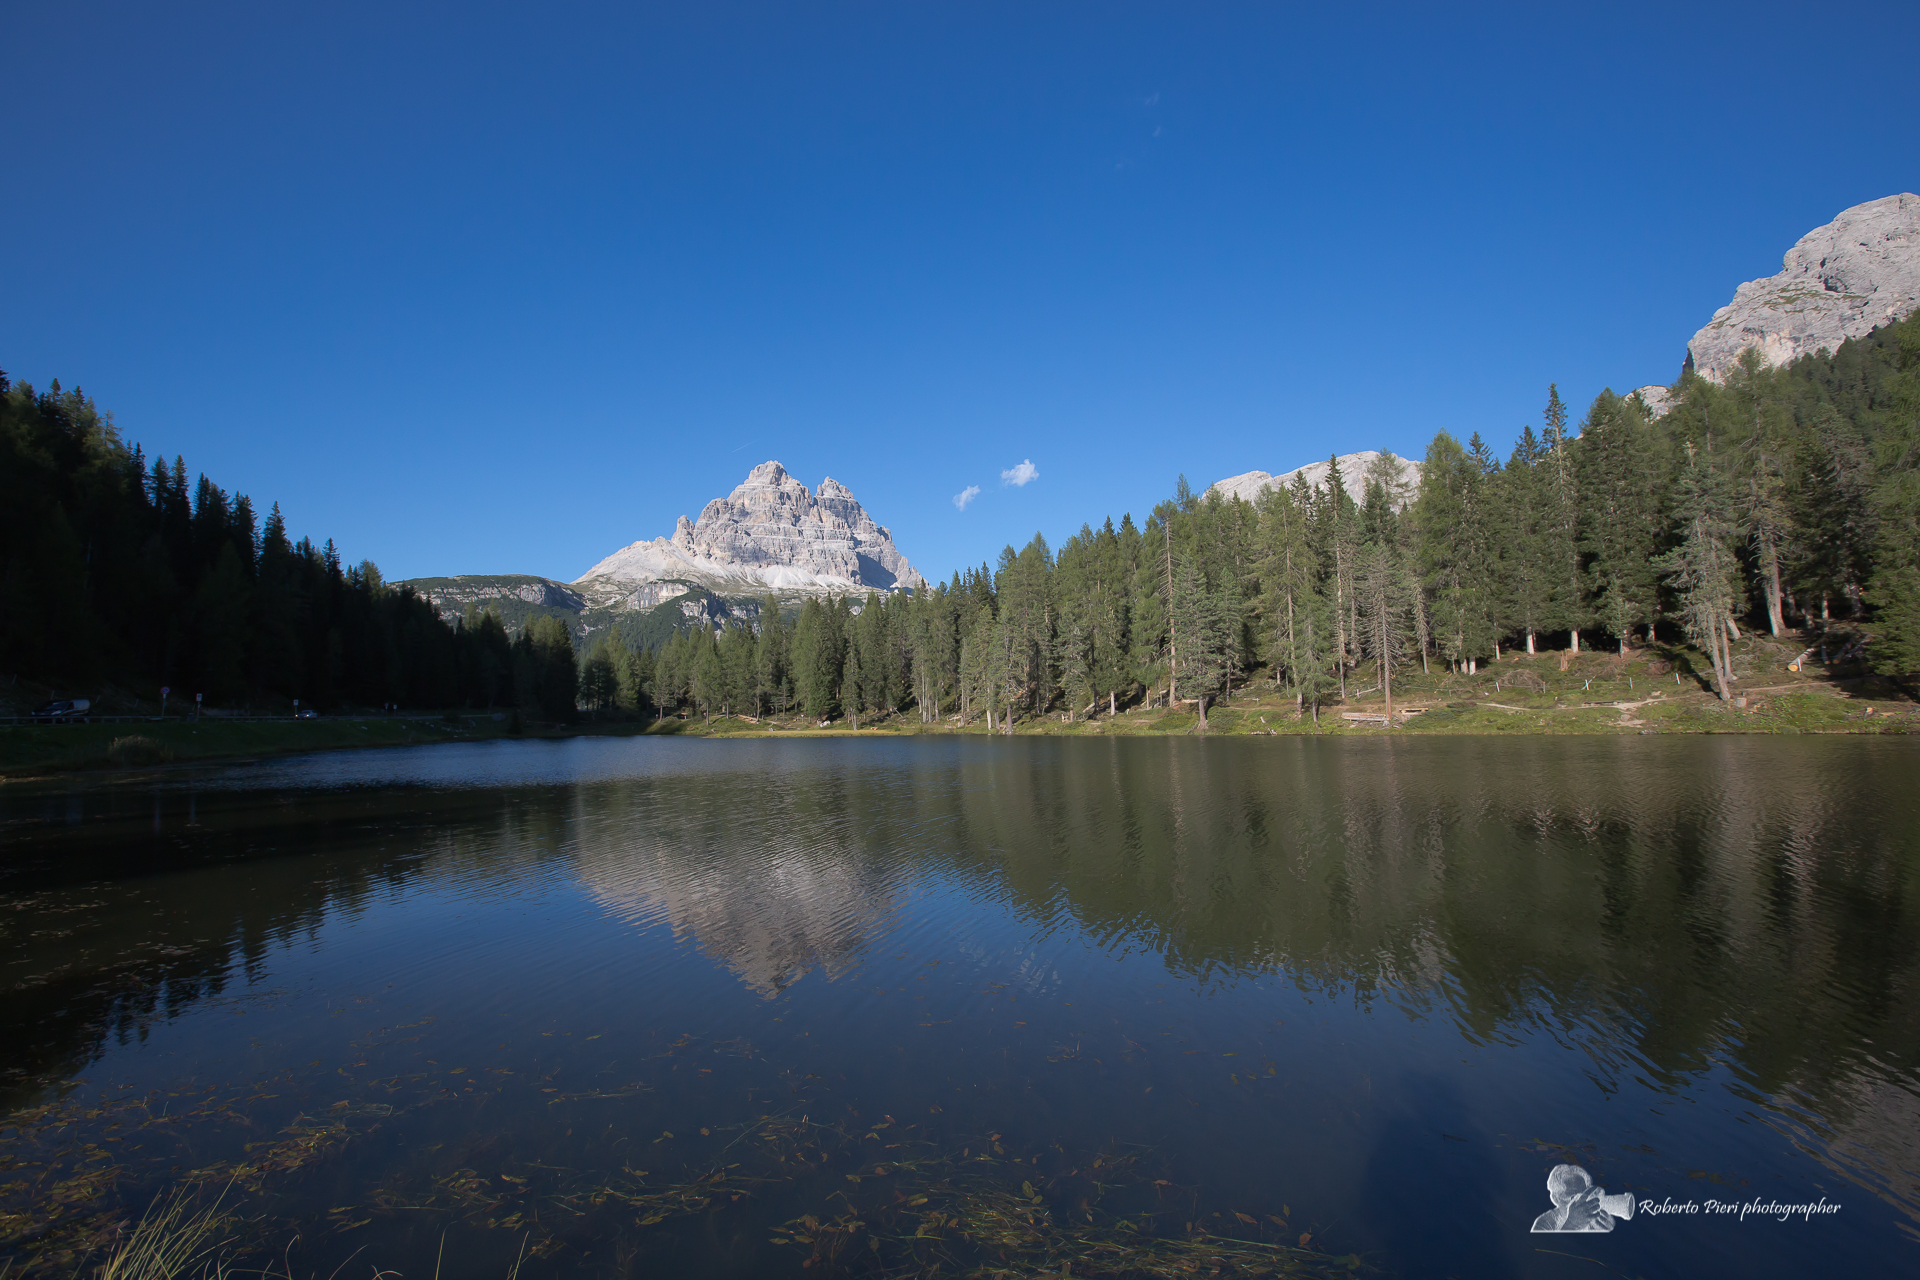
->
(571, 779, 911, 996)
(1, 735, 1916, 1276)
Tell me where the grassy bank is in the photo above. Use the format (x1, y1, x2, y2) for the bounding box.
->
(681, 635, 1917, 740)
(0, 715, 664, 779)
(4, 637, 1912, 778)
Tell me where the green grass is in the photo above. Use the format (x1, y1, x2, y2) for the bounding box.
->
(7, 639, 1909, 776)
(0, 716, 544, 777)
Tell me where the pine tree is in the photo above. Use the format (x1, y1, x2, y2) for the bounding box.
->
(1656, 443, 1742, 699)
(1577, 391, 1666, 651)
(1539, 383, 1590, 649)
(1354, 539, 1413, 719)
(1497, 425, 1553, 654)
(1169, 551, 1236, 728)
(1259, 479, 1316, 705)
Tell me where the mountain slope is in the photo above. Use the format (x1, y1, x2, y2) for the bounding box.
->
(1688, 193, 1920, 382)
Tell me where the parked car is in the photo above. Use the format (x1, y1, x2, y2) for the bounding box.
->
(296, 709, 319, 719)
(30, 699, 91, 721)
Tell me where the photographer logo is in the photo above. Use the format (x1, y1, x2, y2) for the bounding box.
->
(1531, 1164, 1635, 1233)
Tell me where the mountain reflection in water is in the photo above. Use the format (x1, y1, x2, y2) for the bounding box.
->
(1, 735, 1916, 1279)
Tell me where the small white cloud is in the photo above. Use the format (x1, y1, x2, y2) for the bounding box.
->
(953, 484, 981, 511)
(1000, 459, 1039, 488)
(1144, 91, 1160, 106)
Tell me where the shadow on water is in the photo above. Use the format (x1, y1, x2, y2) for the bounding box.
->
(1360, 1075, 1514, 1280)
(0, 735, 1916, 1277)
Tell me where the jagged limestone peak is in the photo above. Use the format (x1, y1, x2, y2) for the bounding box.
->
(1688, 193, 1920, 382)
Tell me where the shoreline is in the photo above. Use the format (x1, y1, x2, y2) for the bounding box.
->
(3, 674, 1911, 779)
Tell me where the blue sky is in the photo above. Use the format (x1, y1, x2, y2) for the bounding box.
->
(5, 1, 1916, 585)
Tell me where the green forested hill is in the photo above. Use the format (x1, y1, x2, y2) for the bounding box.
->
(0, 374, 579, 717)
(395, 573, 760, 654)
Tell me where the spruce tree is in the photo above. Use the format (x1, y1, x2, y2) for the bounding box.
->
(1655, 443, 1743, 699)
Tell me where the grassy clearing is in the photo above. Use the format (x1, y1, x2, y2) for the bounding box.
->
(684, 635, 1916, 741)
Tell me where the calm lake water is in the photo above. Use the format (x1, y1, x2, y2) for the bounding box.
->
(2, 736, 1917, 1278)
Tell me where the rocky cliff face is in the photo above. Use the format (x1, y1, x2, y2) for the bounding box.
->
(1688, 193, 1920, 382)
(576, 461, 926, 596)
(1211, 450, 1421, 508)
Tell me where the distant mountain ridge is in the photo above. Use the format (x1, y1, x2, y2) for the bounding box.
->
(401, 462, 922, 645)
(1209, 450, 1421, 508)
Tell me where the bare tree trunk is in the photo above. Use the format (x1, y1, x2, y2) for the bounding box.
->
(1526, 630, 1535, 655)
(1109, 689, 1116, 718)
(1570, 629, 1580, 654)
(1760, 536, 1785, 636)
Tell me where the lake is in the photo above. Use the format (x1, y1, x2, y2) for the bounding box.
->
(2, 736, 1916, 1278)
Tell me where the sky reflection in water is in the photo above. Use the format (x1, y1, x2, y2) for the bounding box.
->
(1, 735, 1916, 1279)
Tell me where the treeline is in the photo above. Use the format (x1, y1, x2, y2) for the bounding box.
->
(0, 370, 589, 713)
(8, 311, 1915, 723)
(619, 314, 1919, 725)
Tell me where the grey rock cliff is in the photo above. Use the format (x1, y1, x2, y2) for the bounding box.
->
(578, 461, 926, 595)
(1688, 193, 1920, 382)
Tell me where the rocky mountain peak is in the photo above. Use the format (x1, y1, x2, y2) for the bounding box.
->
(1688, 193, 1920, 382)
(580, 461, 925, 596)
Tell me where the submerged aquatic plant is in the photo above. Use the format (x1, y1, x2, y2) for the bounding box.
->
(90, 1186, 233, 1280)
(1, 1036, 1365, 1279)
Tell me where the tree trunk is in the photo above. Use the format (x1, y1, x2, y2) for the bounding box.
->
(1526, 630, 1535, 655)
(1761, 536, 1785, 636)
(1570, 629, 1580, 654)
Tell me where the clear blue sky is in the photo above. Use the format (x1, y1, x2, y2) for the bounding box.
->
(5, 1, 1916, 585)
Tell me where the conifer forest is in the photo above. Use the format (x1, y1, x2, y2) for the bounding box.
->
(5, 310, 1917, 726)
